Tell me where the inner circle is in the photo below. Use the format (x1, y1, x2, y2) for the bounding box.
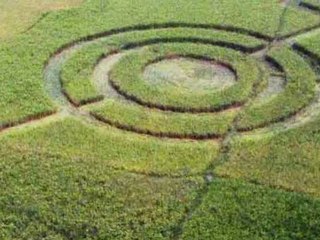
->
(143, 57, 236, 93)
(109, 43, 261, 111)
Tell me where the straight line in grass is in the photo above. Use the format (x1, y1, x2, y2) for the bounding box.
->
(274, 0, 292, 41)
(171, 133, 237, 239)
(171, 109, 239, 239)
(278, 0, 320, 40)
(216, 174, 316, 197)
(279, 22, 320, 40)
(172, 4, 308, 237)
(21, 12, 50, 35)
(170, 176, 212, 239)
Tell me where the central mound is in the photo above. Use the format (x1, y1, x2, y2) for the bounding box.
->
(143, 57, 236, 93)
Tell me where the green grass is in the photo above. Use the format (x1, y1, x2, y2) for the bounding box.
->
(182, 178, 320, 240)
(0, 117, 215, 238)
(60, 44, 110, 105)
(2, 0, 320, 238)
(60, 27, 265, 106)
(89, 99, 238, 137)
(0, 117, 220, 176)
(0, 136, 204, 239)
(0, 0, 319, 127)
(294, 29, 320, 80)
(237, 46, 317, 130)
(296, 30, 320, 58)
(2, 118, 320, 238)
(110, 43, 262, 110)
(104, 26, 266, 49)
(216, 117, 320, 197)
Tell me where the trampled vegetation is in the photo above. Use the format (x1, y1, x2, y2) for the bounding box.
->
(1, 0, 320, 239)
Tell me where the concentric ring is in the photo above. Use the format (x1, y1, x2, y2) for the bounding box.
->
(43, 23, 318, 139)
(109, 43, 260, 112)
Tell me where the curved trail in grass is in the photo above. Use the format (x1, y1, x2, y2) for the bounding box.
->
(0, 20, 318, 139)
(43, 24, 266, 140)
(42, 24, 320, 138)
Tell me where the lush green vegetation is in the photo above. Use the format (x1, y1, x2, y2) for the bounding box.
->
(110, 43, 262, 111)
(0, 0, 319, 127)
(296, 30, 320, 58)
(106, 27, 265, 49)
(89, 99, 237, 138)
(182, 179, 320, 240)
(237, 46, 317, 130)
(0, 123, 204, 239)
(2, 0, 320, 238)
(1, 117, 220, 176)
(216, 117, 320, 197)
(60, 27, 265, 106)
(60, 44, 109, 105)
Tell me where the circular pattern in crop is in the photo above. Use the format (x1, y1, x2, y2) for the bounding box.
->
(44, 23, 318, 140)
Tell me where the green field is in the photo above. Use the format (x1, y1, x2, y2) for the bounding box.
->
(1, 0, 320, 239)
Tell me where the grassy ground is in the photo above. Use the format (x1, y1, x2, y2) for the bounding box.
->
(1, 0, 320, 239)
(109, 43, 261, 111)
(215, 117, 320, 197)
(60, 28, 264, 105)
(0, 124, 204, 239)
(182, 179, 320, 240)
(0, 117, 220, 176)
(0, 0, 82, 39)
(237, 46, 317, 130)
(90, 99, 238, 138)
(0, 0, 319, 127)
(296, 29, 320, 57)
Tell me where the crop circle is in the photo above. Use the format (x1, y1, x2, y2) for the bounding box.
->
(43, 23, 317, 140)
